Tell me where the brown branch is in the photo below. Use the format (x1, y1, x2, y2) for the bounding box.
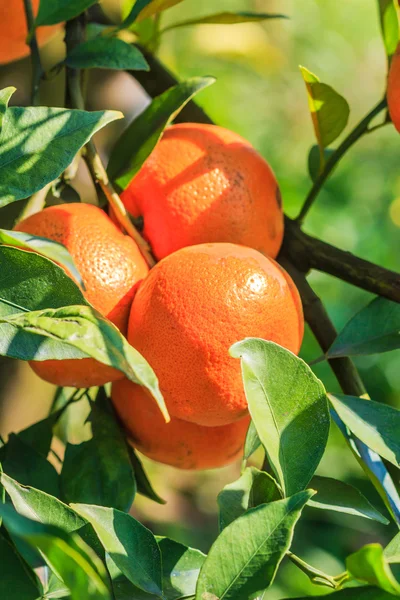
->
(281, 217, 400, 304)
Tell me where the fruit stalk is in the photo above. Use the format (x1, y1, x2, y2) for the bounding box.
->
(64, 16, 156, 268)
(23, 0, 43, 106)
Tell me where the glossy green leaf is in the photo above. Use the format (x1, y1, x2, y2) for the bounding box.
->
(157, 537, 206, 600)
(44, 572, 71, 599)
(308, 476, 389, 523)
(290, 588, 399, 599)
(16, 411, 61, 457)
(243, 420, 262, 461)
(0, 303, 168, 421)
(347, 544, 400, 595)
(66, 38, 149, 71)
(72, 504, 163, 597)
(0, 504, 110, 600)
(0, 531, 42, 600)
(0, 107, 121, 207)
(106, 557, 152, 600)
(61, 391, 136, 511)
(218, 467, 281, 531)
(0, 228, 84, 288)
(128, 447, 166, 504)
(108, 77, 215, 189)
(1, 434, 59, 497)
(300, 66, 350, 150)
(162, 10, 287, 33)
(0, 87, 15, 133)
(35, 0, 98, 25)
(195, 491, 314, 600)
(378, 0, 399, 62)
(308, 145, 334, 182)
(328, 297, 400, 358)
(230, 339, 329, 496)
(329, 394, 400, 468)
(122, 0, 186, 27)
(385, 532, 400, 563)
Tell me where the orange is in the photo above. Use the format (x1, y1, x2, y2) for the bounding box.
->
(15, 203, 149, 387)
(0, 0, 62, 65)
(127, 243, 304, 427)
(120, 123, 283, 261)
(388, 44, 400, 132)
(112, 379, 251, 470)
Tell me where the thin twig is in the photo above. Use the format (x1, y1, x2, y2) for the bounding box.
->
(297, 98, 387, 222)
(23, 0, 44, 106)
(287, 551, 338, 589)
(64, 17, 155, 268)
(281, 217, 400, 304)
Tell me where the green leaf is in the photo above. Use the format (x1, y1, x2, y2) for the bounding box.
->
(2, 434, 60, 497)
(61, 391, 136, 511)
(16, 411, 61, 457)
(122, 0, 186, 27)
(328, 297, 400, 358)
(0, 531, 42, 600)
(72, 504, 163, 597)
(243, 420, 262, 461)
(157, 537, 206, 600)
(0, 87, 16, 134)
(0, 302, 168, 422)
(347, 544, 400, 595)
(162, 11, 287, 32)
(0, 107, 121, 207)
(195, 491, 314, 600)
(66, 39, 149, 71)
(218, 467, 281, 530)
(108, 77, 215, 189)
(329, 394, 400, 468)
(378, 0, 400, 63)
(300, 66, 350, 151)
(308, 476, 389, 524)
(45, 572, 71, 599)
(385, 532, 400, 563)
(307, 145, 334, 182)
(0, 503, 110, 600)
(290, 588, 399, 599)
(35, 0, 98, 25)
(128, 447, 166, 504)
(230, 339, 330, 496)
(0, 228, 84, 288)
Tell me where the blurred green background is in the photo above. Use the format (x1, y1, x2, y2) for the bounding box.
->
(0, 0, 399, 597)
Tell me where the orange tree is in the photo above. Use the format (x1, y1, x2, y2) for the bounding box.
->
(0, 1, 400, 599)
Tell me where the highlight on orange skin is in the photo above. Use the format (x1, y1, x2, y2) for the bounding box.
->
(15, 203, 149, 388)
(0, 0, 62, 65)
(388, 43, 400, 132)
(120, 123, 284, 261)
(112, 379, 251, 470)
(127, 242, 304, 427)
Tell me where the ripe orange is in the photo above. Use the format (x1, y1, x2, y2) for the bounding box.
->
(120, 123, 283, 261)
(127, 243, 304, 427)
(0, 0, 62, 65)
(112, 379, 251, 470)
(15, 203, 149, 387)
(388, 44, 400, 132)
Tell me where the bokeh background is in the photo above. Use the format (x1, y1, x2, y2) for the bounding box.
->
(0, 0, 399, 597)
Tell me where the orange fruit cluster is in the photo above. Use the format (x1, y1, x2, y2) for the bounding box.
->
(16, 123, 304, 470)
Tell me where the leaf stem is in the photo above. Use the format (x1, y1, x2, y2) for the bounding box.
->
(23, 0, 44, 106)
(64, 17, 156, 268)
(287, 551, 339, 589)
(297, 98, 387, 222)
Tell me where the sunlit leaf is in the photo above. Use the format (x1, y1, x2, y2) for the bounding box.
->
(243, 420, 261, 461)
(0, 107, 121, 207)
(0, 87, 15, 134)
(66, 38, 149, 71)
(108, 77, 215, 189)
(347, 544, 400, 595)
(290, 587, 399, 599)
(230, 339, 329, 496)
(36, 0, 98, 25)
(195, 491, 314, 600)
(328, 297, 400, 358)
(122, 0, 186, 27)
(162, 11, 287, 32)
(378, 0, 400, 63)
(385, 531, 400, 563)
(157, 537, 206, 600)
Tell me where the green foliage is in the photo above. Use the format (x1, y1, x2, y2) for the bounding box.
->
(0, 87, 15, 133)
(122, 0, 187, 27)
(65, 38, 149, 71)
(0, 531, 42, 600)
(107, 77, 215, 189)
(128, 448, 166, 504)
(161, 11, 288, 33)
(308, 145, 334, 181)
(378, 0, 400, 63)
(35, 0, 99, 26)
(328, 297, 400, 357)
(230, 339, 330, 496)
(0, 107, 121, 207)
(346, 544, 400, 594)
(243, 420, 261, 461)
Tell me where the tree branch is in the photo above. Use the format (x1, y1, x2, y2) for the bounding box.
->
(23, 0, 43, 106)
(281, 217, 400, 303)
